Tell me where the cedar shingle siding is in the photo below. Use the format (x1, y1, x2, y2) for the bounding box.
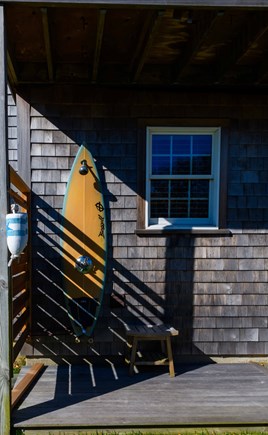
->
(20, 87, 268, 359)
(8, 87, 17, 170)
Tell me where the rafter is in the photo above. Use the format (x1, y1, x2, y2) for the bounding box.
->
(132, 10, 165, 83)
(215, 13, 268, 84)
(41, 7, 54, 82)
(92, 9, 106, 83)
(129, 10, 153, 73)
(173, 11, 223, 83)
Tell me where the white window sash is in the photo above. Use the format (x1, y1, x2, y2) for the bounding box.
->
(146, 126, 221, 229)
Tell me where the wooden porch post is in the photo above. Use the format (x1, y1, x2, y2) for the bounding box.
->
(0, 5, 12, 435)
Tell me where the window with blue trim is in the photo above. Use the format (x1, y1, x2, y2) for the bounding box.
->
(146, 127, 221, 229)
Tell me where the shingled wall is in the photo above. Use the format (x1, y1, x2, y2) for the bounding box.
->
(22, 86, 268, 361)
(7, 86, 17, 171)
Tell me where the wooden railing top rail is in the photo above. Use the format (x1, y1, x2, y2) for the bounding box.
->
(9, 165, 30, 194)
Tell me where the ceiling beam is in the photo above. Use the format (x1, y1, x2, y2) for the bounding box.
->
(41, 8, 54, 82)
(215, 13, 268, 84)
(173, 11, 222, 83)
(129, 10, 153, 74)
(132, 9, 164, 83)
(92, 9, 106, 83)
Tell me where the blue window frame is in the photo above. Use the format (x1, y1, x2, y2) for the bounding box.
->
(146, 127, 221, 229)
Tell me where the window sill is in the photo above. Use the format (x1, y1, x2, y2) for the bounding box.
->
(135, 228, 232, 236)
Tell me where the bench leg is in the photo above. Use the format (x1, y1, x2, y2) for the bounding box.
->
(166, 336, 175, 377)
(129, 337, 138, 376)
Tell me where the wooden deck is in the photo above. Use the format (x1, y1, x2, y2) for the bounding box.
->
(12, 362, 268, 432)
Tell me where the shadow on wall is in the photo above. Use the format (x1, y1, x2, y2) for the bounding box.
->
(15, 86, 268, 366)
(19, 92, 219, 363)
(29, 192, 198, 361)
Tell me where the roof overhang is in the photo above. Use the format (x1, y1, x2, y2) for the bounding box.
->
(4, 1, 268, 91)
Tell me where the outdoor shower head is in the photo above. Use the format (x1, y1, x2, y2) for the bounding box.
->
(79, 159, 89, 175)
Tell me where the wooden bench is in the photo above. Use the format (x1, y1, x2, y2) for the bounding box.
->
(124, 324, 179, 377)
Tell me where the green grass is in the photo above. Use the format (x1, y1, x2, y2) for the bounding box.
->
(13, 355, 26, 374)
(57, 432, 268, 435)
(88, 432, 268, 435)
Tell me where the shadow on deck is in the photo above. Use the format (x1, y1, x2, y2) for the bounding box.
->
(12, 362, 268, 432)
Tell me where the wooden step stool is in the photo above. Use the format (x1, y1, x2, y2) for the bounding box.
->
(124, 324, 179, 377)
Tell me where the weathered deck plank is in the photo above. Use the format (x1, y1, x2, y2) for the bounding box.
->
(12, 363, 268, 429)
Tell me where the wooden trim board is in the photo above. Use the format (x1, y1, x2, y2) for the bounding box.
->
(0, 5, 11, 435)
(2, 0, 268, 8)
(12, 363, 44, 409)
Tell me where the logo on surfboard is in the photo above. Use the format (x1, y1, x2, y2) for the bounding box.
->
(95, 202, 105, 238)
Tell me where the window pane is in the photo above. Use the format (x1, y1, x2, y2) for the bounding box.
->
(170, 200, 188, 217)
(192, 156, 211, 174)
(192, 135, 212, 154)
(190, 200, 209, 218)
(151, 180, 169, 198)
(191, 180, 209, 197)
(152, 156, 170, 174)
(172, 156, 190, 174)
(173, 135, 191, 154)
(151, 200, 168, 217)
(171, 180, 188, 198)
(190, 180, 209, 217)
(152, 135, 171, 154)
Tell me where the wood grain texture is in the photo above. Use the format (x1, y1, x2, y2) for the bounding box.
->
(12, 363, 268, 429)
(125, 324, 177, 376)
(17, 95, 31, 187)
(0, 6, 11, 435)
(12, 363, 44, 409)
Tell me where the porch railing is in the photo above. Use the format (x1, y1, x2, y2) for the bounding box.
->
(9, 165, 31, 363)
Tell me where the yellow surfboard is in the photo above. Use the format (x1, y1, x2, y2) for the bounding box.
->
(61, 144, 107, 339)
